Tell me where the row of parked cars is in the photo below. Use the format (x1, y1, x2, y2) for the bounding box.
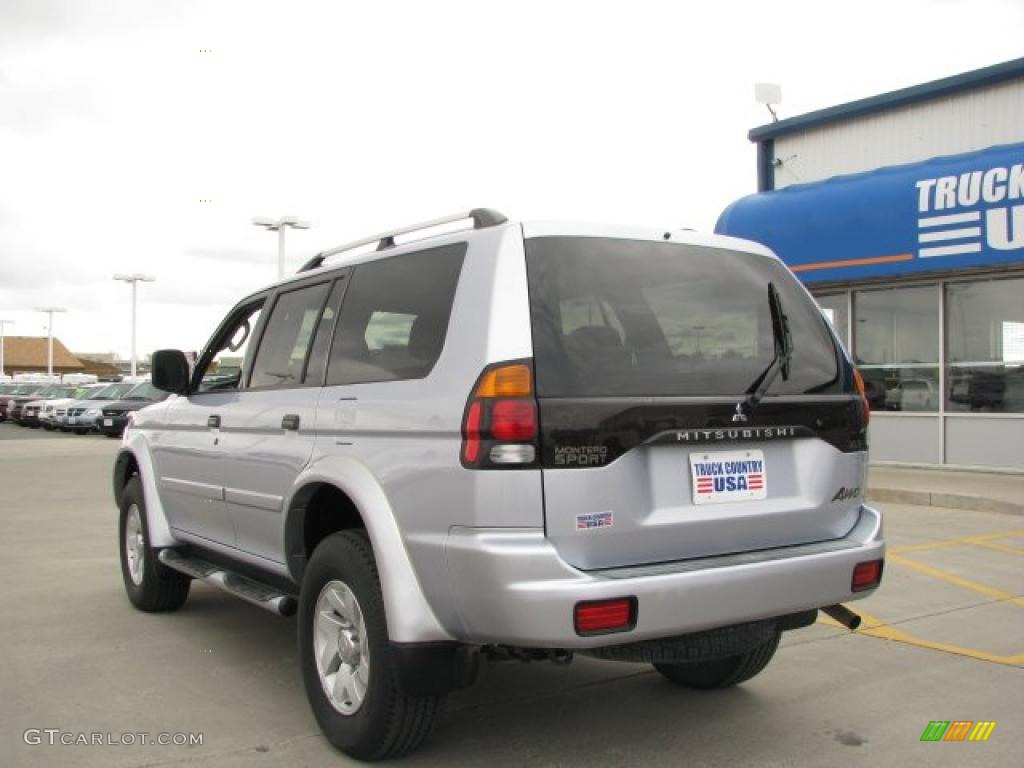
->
(0, 380, 167, 437)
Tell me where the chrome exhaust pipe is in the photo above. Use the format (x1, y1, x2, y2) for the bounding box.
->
(822, 603, 862, 630)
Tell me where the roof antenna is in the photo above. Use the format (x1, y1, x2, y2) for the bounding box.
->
(754, 82, 782, 123)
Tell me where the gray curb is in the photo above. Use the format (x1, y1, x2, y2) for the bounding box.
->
(868, 488, 1024, 516)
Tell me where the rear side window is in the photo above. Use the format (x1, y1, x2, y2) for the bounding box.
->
(249, 282, 331, 388)
(326, 243, 466, 385)
(525, 237, 839, 397)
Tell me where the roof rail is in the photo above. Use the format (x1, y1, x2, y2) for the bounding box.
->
(297, 208, 508, 273)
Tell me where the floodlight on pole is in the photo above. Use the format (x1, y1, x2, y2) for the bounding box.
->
(0, 319, 13, 379)
(252, 215, 312, 279)
(35, 307, 67, 378)
(113, 273, 156, 379)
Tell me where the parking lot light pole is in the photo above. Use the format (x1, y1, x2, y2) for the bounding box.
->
(35, 307, 66, 378)
(113, 274, 155, 379)
(252, 216, 311, 279)
(0, 319, 13, 378)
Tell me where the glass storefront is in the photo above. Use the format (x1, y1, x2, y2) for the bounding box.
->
(812, 274, 1024, 467)
(854, 285, 940, 413)
(946, 278, 1024, 414)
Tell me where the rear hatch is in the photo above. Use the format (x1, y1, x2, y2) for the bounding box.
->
(525, 235, 868, 571)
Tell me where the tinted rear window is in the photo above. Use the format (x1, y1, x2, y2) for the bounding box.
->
(525, 237, 839, 397)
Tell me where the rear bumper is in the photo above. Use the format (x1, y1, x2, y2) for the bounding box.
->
(444, 504, 884, 648)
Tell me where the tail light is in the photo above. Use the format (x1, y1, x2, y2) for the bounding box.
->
(852, 368, 870, 426)
(461, 360, 538, 469)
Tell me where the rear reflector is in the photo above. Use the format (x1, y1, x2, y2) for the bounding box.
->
(574, 597, 637, 635)
(851, 559, 883, 592)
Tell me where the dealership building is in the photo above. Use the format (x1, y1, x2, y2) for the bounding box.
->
(717, 57, 1024, 470)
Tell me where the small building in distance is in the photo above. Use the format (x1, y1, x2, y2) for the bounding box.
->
(1, 336, 85, 375)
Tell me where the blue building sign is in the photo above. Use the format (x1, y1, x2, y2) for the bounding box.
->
(716, 142, 1024, 283)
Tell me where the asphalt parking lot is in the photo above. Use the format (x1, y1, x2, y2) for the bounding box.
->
(1, 423, 1021, 768)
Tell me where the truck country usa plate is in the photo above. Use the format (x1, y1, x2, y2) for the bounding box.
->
(690, 449, 766, 505)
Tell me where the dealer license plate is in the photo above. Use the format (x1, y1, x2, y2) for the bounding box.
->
(690, 449, 767, 505)
(103, 418, 113, 426)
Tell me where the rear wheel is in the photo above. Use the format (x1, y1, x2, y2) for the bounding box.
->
(298, 531, 442, 760)
(653, 632, 780, 690)
(119, 476, 190, 611)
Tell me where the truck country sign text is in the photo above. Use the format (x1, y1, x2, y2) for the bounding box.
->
(915, 162, 1024, 259)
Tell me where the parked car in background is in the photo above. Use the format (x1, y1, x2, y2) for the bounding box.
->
(34, 384, 106, 430)
(6, 384, 70, 424)
(59, 382, 138, 433)
(0, 383, 46, 421)
(18, 385, 99, 427)
(97, 382, 168, 437)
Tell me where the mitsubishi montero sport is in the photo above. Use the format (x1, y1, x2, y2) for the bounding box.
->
(113, 210, 884, 760)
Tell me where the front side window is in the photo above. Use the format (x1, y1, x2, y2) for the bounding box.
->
(326, 244, 466, 385)
(196, 301, 265, 392)
(249, 282, 331, 389)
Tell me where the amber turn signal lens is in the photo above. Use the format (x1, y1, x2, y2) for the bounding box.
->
(474, 363, 532, 398)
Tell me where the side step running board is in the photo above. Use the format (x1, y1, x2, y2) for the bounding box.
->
(159, 549, 297, 617)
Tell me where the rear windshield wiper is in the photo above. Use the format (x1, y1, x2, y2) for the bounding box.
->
(733, 281, 793, 422)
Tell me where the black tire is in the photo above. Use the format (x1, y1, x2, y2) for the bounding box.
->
(118, 476, 190, 612)
(298, 530, 442, 761)
(654, 631, 781, 690)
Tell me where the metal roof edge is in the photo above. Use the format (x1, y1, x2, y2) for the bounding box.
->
(748, 57, 1024, 142)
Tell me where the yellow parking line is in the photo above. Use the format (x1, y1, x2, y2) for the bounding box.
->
(889, 528, 1024, 555)
(887, 554, 1024, 607)
(969, 539, 1024, 557)
(818, 610, 1024, 667)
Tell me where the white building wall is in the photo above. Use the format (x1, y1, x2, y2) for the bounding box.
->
(773, 79, 1024, 189)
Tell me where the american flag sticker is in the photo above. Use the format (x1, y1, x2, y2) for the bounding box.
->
(690, 449, 767, 506)
(576, 511, 614, 531)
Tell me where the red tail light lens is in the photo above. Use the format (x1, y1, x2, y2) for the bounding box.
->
(462, 401, 483, 464)
(461, 360, 539, 469)
(852, 559, 883, 591)
(491, 400, 537, 441)
(574, 598, 637, 635)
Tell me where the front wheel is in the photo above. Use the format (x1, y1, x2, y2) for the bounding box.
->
(298, 531, 442, 761)
(119, 477, 190, 611)
(654, 632, 781, 690)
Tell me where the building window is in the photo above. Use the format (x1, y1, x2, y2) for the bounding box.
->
(946, 277, 1024, 414)
(854, 285, 939, 412)
(815, 293, 849, 349)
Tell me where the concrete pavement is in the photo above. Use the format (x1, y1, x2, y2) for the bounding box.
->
(1, 425, 1021, 767)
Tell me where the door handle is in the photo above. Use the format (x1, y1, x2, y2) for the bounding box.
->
(281, 414, 300, 431)
(207, 415, 220, 429)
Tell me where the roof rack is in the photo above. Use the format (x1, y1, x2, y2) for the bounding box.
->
(297, 208, 508, 273)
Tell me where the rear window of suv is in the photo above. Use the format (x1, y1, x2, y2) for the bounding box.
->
(525, 237, 839, 398)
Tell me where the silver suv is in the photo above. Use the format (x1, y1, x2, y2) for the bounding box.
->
(114, 210, 884, 760)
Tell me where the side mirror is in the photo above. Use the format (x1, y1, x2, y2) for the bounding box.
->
(152, 349, 191, 395)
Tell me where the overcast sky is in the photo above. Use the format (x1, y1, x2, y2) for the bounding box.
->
(1, 0, 1022, 359)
